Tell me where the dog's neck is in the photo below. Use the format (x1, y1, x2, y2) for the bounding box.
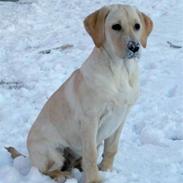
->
(81, 47, 139, 84)
(80, 46, 139, 105)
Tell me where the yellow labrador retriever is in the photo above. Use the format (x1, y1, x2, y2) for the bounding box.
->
(7, 4, 153, 183)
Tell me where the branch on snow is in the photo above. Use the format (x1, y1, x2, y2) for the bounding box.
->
(39, 44, 74, 55)
(0, 80, 24, 89)
(0, 0, 19, 2)
(167, 41, 182, 49)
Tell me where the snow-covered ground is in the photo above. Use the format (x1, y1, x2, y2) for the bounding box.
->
(0, 0, 183, 182)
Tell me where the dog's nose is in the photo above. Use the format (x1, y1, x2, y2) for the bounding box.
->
(127, 41, 140, 53)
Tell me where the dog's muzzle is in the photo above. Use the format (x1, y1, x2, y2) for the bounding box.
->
(127, 41, 140, 59)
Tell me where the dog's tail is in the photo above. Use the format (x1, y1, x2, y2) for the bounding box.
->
(5, 146, 25, 159)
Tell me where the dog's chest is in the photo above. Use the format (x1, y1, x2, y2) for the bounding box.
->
(102, 59, 139, 105)
(97, 102, 128, 143)
(97, 60, 139, 142)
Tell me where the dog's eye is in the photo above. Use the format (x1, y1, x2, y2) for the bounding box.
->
(112, 24, 122, 31)
(134, 23, 140, 31)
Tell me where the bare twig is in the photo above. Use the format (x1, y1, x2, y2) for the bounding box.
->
(18, 2, 33, 5)
(0, 80, 24, 89)
(167, 41, 182, 49)
(0, 0, 19, 2)
(54, 44, 74, 50)
(5, 146, 25, 159)
(39, 49, 51, 54)
(39, 44, 74, 54)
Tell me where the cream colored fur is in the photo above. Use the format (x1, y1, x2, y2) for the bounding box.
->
(27, 4, 153, 183)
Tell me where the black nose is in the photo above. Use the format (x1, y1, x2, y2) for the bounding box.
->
(127, 41, 140, 53)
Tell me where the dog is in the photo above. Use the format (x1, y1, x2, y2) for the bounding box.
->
(7, 4, 153, 183)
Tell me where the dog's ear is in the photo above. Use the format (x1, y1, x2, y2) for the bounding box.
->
(139, 12, 153, 48)
(84, 7, 109, 48)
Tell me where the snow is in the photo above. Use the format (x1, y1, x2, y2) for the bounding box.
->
(13, 156, 31, 176)
(0, 0, 183, 183)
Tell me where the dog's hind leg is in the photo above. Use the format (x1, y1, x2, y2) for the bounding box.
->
(5, 145, 71, 180)
(29, 145, 71, 180)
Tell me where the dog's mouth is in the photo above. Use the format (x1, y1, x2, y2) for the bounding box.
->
(127, 50, 140, 59)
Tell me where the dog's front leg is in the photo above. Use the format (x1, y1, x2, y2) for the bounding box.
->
(81, 118, 101, 183)
(99, 123, 123, 171)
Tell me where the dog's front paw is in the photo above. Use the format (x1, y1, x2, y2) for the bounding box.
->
(98, 160, 113, 172)
(87, 179, 102, 183)
(86, 175, 102, 183)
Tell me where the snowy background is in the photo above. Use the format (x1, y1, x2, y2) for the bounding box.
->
(0, 0, 183, 182)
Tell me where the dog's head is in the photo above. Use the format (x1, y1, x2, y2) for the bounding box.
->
(84, 4, 153, 59)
